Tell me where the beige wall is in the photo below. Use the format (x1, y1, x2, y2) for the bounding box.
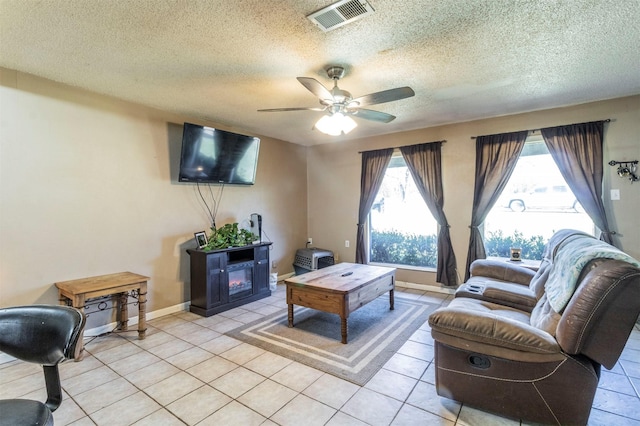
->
(0, 68, 308, 325)
(308, 95, 640, 287)
(1, 65, 637, 321)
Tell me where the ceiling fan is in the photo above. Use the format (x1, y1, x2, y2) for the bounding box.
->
(258, 66, 415, 135)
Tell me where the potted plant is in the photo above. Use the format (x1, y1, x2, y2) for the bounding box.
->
(202, 223, 257, 250)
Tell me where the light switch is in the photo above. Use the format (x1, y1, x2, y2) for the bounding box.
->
(611, 189, 620, 200)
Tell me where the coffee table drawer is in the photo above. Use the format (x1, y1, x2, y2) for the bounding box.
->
(288, 286, 344, 315)
(347, 275, 394, 313)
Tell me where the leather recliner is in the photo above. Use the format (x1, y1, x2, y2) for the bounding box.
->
(0, 305, 85, 426)
(429, 230, 640, 425)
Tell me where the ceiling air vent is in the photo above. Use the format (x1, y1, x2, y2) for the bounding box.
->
(307, 0, 375, 32)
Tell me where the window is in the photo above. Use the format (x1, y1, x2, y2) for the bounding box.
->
(484, 137, 595, 260)
(368, 154, 438, 268)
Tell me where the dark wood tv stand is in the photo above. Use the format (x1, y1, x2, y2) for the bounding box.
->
(187, 242, 272, 317)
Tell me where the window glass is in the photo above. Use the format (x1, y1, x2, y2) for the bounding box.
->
(368, 154, 438, 269)
(484, 138, 595, 260)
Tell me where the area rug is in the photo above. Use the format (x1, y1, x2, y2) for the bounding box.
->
(225, 295, 438, 386)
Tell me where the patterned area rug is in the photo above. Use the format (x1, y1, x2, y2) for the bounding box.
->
(226, 295, 438, 386)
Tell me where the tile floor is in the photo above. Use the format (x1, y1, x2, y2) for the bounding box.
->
(1, 284, 639, 425)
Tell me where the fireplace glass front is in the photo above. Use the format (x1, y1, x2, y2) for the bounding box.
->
(228, 261, 253, 300)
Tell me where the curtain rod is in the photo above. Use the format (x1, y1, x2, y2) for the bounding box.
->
(469, 119, 611, 139)
(358, 139, 446, 154)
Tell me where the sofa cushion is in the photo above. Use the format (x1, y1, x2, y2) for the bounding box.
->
(429, 298, 561, 357)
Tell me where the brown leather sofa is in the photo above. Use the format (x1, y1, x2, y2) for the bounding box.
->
(429, 230, 640, 425)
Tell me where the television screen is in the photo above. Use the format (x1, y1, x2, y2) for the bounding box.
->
(178, 123, 260, 185)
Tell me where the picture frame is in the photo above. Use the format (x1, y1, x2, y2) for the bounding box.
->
(194, 231, 208, 249)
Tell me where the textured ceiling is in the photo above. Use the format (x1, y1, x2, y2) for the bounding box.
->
(1, 0, 639, 146)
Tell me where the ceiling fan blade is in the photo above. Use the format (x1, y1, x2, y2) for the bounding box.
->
(297, 77, 334, 102)
(350, 108, 396, 123)
(350, 87, 415, 107)
(258, 107, 325, 112)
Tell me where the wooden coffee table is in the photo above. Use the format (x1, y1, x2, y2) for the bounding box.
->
(285, 262, 396, 343)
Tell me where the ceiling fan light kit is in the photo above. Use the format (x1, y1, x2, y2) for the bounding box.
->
(258, 65, 414, 137)
(315, 112, 358, 136)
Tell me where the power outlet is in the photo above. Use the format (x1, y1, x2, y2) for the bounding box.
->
(611, 189, 620, 200)
(345, 240, 350, 248)
(271, 261, 277, 269)
(307, 237, 313, 245)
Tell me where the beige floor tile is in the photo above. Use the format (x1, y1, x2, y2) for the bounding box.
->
(197, 334, 243, 354)
(92, 341, 143, 364)
(210, 366, 266, 398)
(396, 340, 435, 362)
(271, 394, 336, 426)
(0, 371, 43, 399)
(391, 404, 455, 425)
(325, 411, 369, 426)
(408, 328, 433, 345)
(107, 350, 162, 376)
(83, 334, 128, 354)
(143, 371, 205, 406)
(165, 346, 214, 370)
(592, 388, 640, 420)
(59, 355, 104, 380)
(341, 387, 403, 426)
(0, 360, 40, 384)
(219, 342, 265, 365)
(209, 318, 245, 333)
(90, 390, 161, 426)
(50, 391, 87, 426)
(73, 376, 138, 413)
(585, 408, 640, 426)
(163, 320, 210, 338)
(63, 365, 120, 397)
(303, 373, 360, 410)
(405, 381, 460, 422)
(132, 408, 184, 425)
(66, 416, 98, 426)
(145, 338, 194, 359)
(166, 384, 231, 425)
(365, 368, 418, 401)
(456, 405, 519, 426)
(129, 330, 176, 350)
(383, 352, 430, 379)
(124, 360, 180, 389)
(243, 351, 292, 377)
(198, 400, 266, 426)
(237, 379, 297, 418)
(147, 314, 189, 330)
(186, 355, 238, 382)
(599, 370, 637, 396)
(271, 361, 324, 392)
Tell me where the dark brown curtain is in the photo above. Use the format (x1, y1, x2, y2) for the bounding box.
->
(541, 121, 614, 244)
(356, 148, 394, 264)
(400, 143, 458, 286)
(464, 131, 529, 281)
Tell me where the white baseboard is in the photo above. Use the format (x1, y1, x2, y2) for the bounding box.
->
(84, 272, 296, 337)
(83, 274, 448, 336)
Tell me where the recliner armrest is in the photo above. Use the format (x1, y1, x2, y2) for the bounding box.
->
(429, 300, 560, 355)
(469, 259, 536, 285)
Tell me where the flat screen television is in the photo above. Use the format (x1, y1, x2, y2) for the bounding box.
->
(178, 123, 260, 185)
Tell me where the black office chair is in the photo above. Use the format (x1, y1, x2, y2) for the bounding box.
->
(0, 305, 85, 426)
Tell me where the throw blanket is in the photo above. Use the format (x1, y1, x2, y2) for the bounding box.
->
(545, 235, 640, 313)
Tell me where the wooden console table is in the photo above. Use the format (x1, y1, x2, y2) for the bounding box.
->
(55, 272, 149, 358)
